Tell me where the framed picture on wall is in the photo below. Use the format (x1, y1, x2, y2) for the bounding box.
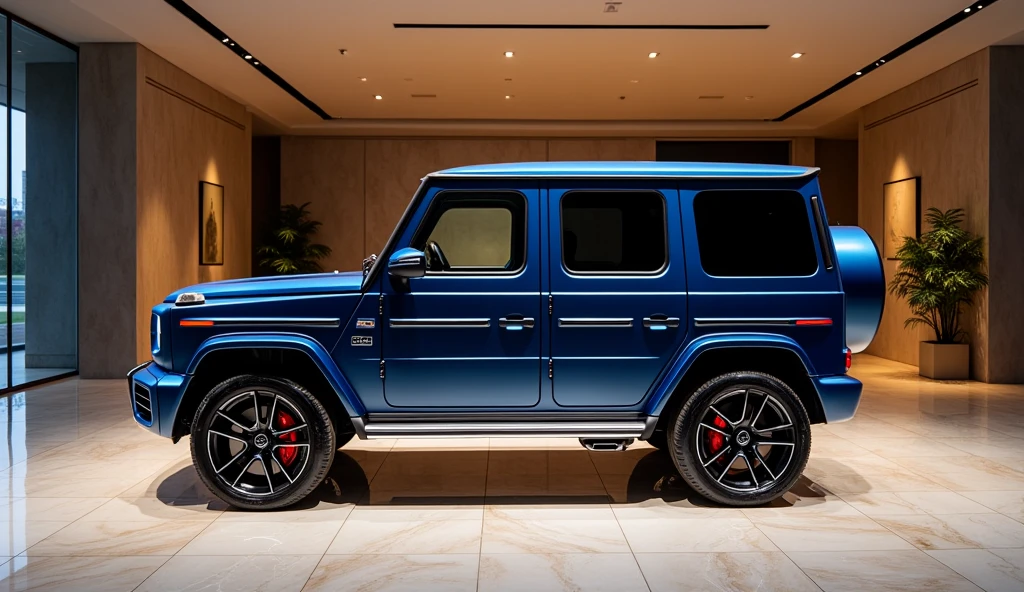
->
(882, 176, 920, 260)
(200, 181, 225, 266)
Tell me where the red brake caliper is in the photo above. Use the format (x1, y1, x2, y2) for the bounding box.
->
(276, 410, 298, 466)
(708, 415, 727, 459)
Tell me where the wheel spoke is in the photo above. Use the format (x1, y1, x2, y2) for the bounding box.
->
(740, 389, 749, 423)
(756, 440, 795, 447)
(272, 423, 308, 437)
(250, 392, 261, 430)
(716, 451, 741, 483)
(743, 452, 759, 488)
(274, 443, 310, 450)
(265, 395, 279, 430)
(214, 445, 248, 474)
(216, 411, 253, 433)
(259, 455, 275, 494)
(751, 393, 770, 428)
(752, 447, 777, 481)
(699, 423, 730, 437)
(708, 405, 738, 428)
(209, 429, 247, 444)
(754, 423, 792, 433)
(231, 456, 257, 488)
(270, 453, 295, 484)
(702, 444, 731, 467)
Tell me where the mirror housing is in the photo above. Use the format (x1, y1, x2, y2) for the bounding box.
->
(388, 247, 427, 279)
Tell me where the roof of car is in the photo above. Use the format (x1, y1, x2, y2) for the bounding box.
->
(429, 161, 817, 179)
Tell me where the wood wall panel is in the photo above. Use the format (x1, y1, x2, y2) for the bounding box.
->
(135, 47, 252, 364)
(547, 139, 654, 161)
(280, 137, 365, 272)
(815, 139, 859, 226)
(859, 50, 990, 377)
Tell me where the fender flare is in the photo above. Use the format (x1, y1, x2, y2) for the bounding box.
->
(644, 333, 817, 418)
(183, 333, 365, 418)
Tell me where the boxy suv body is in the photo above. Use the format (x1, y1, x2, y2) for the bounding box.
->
(129, 162, 884, 509)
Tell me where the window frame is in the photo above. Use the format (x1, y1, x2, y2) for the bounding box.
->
(692, 188, 820, 279)
(410, 189, 528, 276)
(558, 189, 669, 276)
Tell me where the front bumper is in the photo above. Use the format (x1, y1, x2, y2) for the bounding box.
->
(128, 361, 188, 438)
(813, 374, 863, 423)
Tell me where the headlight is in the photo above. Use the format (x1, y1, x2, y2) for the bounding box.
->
(151, 313, 161, 353)
(175, 292, 205, 306)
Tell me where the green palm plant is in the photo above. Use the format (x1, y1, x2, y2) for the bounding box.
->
(888, 207, 987, 344)
(258, 202, 332, 275)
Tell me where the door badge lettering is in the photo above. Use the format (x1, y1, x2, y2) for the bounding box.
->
(356, 319, 375, 329)
(351, 336, 373, 346)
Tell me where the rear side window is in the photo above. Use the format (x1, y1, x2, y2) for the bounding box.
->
(561, 191, 666, 273)
(693, 190, 817, 277)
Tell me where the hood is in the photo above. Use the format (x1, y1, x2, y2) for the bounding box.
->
(165, 271, 364, 302)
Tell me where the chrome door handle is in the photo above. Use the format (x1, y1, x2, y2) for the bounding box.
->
(499, 315, 535, 330)
(643, 314, 680, 330)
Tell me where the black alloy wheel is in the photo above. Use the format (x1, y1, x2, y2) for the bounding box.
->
(670, 371, 811, 506)
(191, 375, 335, 510)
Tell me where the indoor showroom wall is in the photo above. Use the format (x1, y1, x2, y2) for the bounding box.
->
(79, 43, 252, 378)
(860, 46, 1024, 383)
(277, 137, 855, 273)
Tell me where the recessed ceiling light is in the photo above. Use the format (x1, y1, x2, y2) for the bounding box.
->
(359, 77, 367, 82)
(253, 61, 260, 65)
(222, 38, 229, 43)
(505, 95, 512, 99)
(791, 52, 803, 59)
(648, 52, 659, 58)
(339, 49, 348, 55)
(229, 42, 235, 46)
(244, 55, 252, 60)
(504, 51, 514, 58)
(963, 7, 971, 12)
(856, 71, 862, 76)
(374, 95, 383, 100)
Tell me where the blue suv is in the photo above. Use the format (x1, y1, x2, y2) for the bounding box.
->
(129, 162, 884, 510)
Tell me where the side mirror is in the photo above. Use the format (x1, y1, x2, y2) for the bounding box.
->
(388, 247, 427, 279)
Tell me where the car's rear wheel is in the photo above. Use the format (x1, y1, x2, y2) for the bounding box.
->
(669, 371, 810, 506)
(191, 375, 335, 510)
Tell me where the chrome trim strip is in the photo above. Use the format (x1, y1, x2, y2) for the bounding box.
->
(390, 318, 491, 328)
(181, 317, 341, 327)
(363, 421, 646, 439)
(694, 318, 794, 327)
(558, 318, 634, 328)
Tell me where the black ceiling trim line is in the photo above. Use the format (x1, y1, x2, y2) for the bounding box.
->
(775, 0, 1002, 122)
(394, 23, 768, 30)
(163, 0, 333, 120)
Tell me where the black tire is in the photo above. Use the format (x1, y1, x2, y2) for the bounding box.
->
(191, 375, 336, 510)
(669, 371, 811, 507)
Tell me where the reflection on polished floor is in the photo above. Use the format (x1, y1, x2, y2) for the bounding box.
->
(0, 355, 1020, 590)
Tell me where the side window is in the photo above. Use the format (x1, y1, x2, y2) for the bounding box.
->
(693, 190, 817, 277)
(414, 192, 526, 273)
(561, 191, 666, 274)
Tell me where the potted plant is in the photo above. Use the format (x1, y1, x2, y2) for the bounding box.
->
(888, 207, 987, 379)
(258, 202, 332, 275)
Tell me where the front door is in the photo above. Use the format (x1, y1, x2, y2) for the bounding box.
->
(548, 185, 688, 407)
(382, 185, 542, 408)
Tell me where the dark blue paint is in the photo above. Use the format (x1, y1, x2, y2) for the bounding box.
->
(130, 162, 885, 441)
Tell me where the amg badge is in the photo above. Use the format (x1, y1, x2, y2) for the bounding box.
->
(351, 336, 373, 346)
(355, 319, 375, 329)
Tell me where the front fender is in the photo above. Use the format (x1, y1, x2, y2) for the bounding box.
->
(185, 333, 366, 417)
(644, 333, 817, 417)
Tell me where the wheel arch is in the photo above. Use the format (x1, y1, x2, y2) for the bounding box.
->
(171, 335, 363, 442)
(645, 336, 826, 436)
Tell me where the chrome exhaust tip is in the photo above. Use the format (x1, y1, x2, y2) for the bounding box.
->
(579, 438, 634, 452)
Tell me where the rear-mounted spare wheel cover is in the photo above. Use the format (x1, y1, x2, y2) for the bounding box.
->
(832, 226, 884, 353)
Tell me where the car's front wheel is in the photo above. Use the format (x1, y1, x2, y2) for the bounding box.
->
(191, 375, 336, 510)
(669, 371, 811, 506)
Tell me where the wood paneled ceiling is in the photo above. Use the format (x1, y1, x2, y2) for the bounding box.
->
(3, 0, 1023, 136)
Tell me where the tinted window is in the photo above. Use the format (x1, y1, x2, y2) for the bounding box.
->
(561, 192, 666, 273)
(415, 192, 525, 272)
(693, 190, 817, 277)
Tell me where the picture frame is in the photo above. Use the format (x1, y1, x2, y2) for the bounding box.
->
(882, 176, 920, 260)
(199, 181, 225, 266)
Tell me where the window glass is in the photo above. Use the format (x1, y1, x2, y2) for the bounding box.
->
(693, 190, 818, 277)
(561, 192, 666, 273)
(415, 192, 524, 272)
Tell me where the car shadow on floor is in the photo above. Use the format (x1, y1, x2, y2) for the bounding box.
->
(151, 446, 842, 515)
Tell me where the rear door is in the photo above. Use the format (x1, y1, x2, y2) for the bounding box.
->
(547, 184, 687, 407)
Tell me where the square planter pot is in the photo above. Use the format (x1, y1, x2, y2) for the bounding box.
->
(919, 341, 970, 380)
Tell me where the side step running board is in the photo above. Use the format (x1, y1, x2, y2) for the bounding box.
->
(359, 421, 646, 439)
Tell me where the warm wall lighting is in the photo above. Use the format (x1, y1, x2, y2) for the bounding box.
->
(504, 51, 514, 58)
(505, 95, 513, 99)
(359, 77, 367, 82)
(791, 52, 803, 58)
(374, 95, 383, 100)
(648, 52, 659, 58)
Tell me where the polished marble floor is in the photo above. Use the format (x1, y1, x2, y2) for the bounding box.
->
(0, 355, 1020, 590)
